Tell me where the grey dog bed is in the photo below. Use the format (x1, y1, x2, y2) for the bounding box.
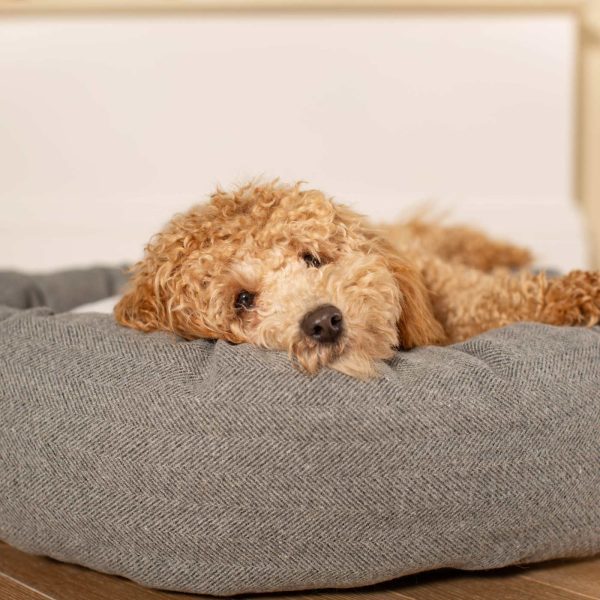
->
(0, 267, 599, 596)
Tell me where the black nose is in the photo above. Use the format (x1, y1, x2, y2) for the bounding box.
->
(300, 304, 343, 344)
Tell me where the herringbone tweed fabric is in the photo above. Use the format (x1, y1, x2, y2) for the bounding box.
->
(0, 269, 599, 595)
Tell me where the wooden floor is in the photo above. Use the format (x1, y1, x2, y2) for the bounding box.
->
(0, 542, 598, 600)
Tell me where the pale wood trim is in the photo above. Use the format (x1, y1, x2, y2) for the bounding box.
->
(0, 0, 587, 14)
(579, 0, 600, 267)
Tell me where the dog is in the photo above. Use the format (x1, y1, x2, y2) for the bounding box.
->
(115, 181, 600, 378)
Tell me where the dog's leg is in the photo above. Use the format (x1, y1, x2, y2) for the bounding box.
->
(384, 220, 532, 272)
(418, 257, 600, 343)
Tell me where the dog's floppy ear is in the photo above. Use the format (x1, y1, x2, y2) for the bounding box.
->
(380, 242, 446, 349)
(115, 205, 205, 335)
(114, 261, 170, 333)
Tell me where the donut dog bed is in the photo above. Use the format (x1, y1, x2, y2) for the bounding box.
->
(0, 267, 599, 595)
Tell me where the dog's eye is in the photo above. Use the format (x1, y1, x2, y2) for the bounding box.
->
(235, 290, 255, 310)
(302, 253, 321, 268)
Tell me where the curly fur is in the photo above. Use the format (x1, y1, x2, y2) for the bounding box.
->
(115, 181, 600, 378)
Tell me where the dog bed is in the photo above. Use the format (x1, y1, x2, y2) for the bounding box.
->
(0, 267, 599, 596)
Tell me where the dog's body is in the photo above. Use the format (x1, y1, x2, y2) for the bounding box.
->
(115, 182, 600, 378)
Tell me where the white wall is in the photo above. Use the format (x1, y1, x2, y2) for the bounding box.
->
(0, 14, 581, 272)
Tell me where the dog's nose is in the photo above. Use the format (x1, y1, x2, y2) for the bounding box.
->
(300, 304, 343, 344)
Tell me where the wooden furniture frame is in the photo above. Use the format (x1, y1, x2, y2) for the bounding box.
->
(1, 0, 599, 266)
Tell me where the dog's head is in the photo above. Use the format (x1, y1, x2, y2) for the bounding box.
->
(115, 182, 445, 378)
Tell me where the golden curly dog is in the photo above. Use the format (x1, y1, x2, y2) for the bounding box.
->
(115, 181, 600, 378)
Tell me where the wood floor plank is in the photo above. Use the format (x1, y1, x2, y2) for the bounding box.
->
(517, 557, 600, 600)
(250, 561, 600, 600)
(0, 572, 55, 600)
(0, 543, 203, 600)
(1, 541, 599, 600)
(383, 567, 595, 600)
(261, 589, 417, 600)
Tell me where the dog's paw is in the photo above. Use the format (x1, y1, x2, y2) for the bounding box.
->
(542, 270, 600, 326)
